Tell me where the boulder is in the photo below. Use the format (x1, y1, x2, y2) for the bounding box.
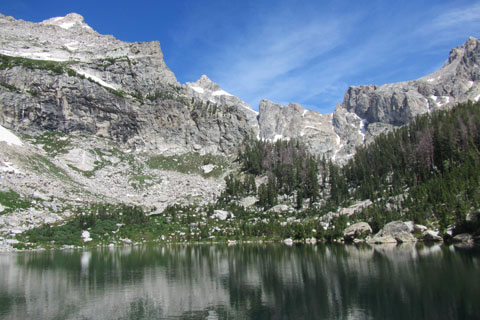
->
(414, 224, 428, 233)
(404, 221, 415, 233)
(201, 164, 215, 174)
(239, 196, 257, 208)
(343, 222, 372, 241)
(212, 210, 230, 221)
(382, 221, 411, 234)
(283, 238, 293, 245)
(269, 204, 291, 213)
(369, 221, 417, 244)
(394, 231, 417, 243)
(423, 230, 443, 242)
(466, 210, 480, 222)
(452, 233, 473, 243)
(366, 235, 397, 244)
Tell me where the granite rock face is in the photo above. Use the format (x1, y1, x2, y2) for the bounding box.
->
(258, 37, 480, 162)
(368, 221, 417, 244)
(1, 13, 480, 162)
(343, 222, 372, 241)
(258, 99, 340, 159)
(0, 13, 257, 155)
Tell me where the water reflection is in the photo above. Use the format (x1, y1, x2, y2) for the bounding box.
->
(0, 243, 479, 319)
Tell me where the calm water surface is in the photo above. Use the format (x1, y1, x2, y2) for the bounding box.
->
(0, 243, 479, 319)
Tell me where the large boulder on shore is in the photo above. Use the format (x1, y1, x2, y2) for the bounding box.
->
(452, 233, 473, 243)
(368, 221, 417, 244)
(343, 222, 372, 241)
(366, 235, 397, 244)
(423, 230, 443, 242)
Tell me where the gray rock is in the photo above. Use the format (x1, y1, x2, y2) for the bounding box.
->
(452, 233, 474, 243)
(268, 204, 291, 213)
(60, 148, 97, 171)
(382, 221, 411, 234)
(43, 216, 57, 225)
(366, 235, 397, 244)
(466, 210, 480, 222)
(343, 222, 372, 241)
(414, 224, 428, 233)
(371, 221, 417, 243)
(423, 230, 443, 242)
(201, 164, 215, 174)
(404, 221, 415, 233)
(394, 231, 417, 243)
(212, 210, 230, 221)
(239, 196, 257, 208)
(0, 14, 257, 155)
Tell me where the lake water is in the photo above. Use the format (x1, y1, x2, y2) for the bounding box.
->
(0, 243, 479, 319)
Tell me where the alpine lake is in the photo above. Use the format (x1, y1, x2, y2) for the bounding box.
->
(0, 243, 479, 320)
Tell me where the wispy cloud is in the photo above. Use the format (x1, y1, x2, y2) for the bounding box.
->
(173, 0, 480, 113)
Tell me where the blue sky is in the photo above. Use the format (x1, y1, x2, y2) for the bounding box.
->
(1, 0, 480, 112)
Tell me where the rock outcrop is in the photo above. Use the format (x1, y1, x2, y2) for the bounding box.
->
(367, 221, 417, 244)
(2, 13, 480, 162)
(0, 13, 257, 155)
(258, 37, 480, 162)
(343, 222, 372, 241)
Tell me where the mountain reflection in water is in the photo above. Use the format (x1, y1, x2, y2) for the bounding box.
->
(0, 243, 479, 319)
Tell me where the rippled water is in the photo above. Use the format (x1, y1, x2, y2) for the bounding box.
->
(0, 243, 479, 319)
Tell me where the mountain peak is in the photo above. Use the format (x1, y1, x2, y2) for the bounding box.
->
(446, 36, 479, 66)
(41, 12, 93, 31)
(193, 74, 221, 91)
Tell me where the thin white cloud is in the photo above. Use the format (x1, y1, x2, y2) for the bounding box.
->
(430, 2, 480, 29)
(209, 8, 357, 109)
(180, 1, 480, 112)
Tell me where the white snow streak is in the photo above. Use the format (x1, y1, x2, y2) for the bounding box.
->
(59, 22, 75, 29)
(212, 89, 232, 96)
(190, 86, 205, 94)
(273, 134, 284, 142)
(0, 50, 68, 62)
(73, 69, 117, 90)
(332, 133, 343, 162)
(0, 125, 22, 146)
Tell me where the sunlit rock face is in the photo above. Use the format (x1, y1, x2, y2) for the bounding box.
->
(0, 13, 257, 155)
(258, 37, 480, 162)
(1, 13, 480, 161)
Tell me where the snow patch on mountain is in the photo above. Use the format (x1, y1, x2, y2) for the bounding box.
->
(0, 125, 22, 146)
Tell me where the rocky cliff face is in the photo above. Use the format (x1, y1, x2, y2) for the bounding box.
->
(258, 100, 340, 159)
(260, 37, 480, 161)
(0, 13, 257, 155)
(1, 13, 479, 161)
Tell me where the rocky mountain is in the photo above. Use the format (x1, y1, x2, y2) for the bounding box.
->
(0, 13, 257, 155)
(1, 13, 479, 161)
(260, 37, 480, 161)
(1, 13, 480, 250)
